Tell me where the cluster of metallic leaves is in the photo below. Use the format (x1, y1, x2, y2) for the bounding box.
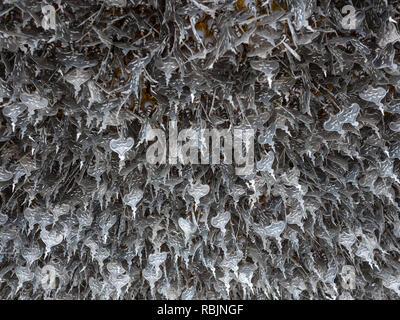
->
(1, 0, 400, 299)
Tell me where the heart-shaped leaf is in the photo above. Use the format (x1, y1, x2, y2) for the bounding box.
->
(110, 137, 134, 159)
(188, 181, 210, 207)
